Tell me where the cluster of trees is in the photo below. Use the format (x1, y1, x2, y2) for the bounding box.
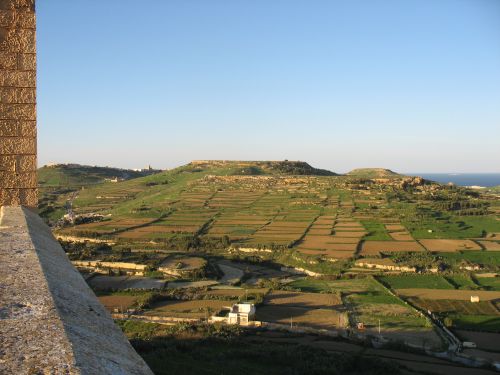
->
(59, 240, 112, 260)
(433, 200, 489, 215)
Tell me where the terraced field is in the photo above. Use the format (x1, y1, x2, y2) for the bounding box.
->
(43, 160, 500, 274)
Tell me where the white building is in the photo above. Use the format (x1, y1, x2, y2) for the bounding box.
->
(227, 303, 256, 325)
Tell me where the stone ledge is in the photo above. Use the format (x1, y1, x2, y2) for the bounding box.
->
(0, 206, 153, 374)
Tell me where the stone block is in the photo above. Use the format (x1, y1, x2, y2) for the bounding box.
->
(0, 27, 35, 53)
(0, 136, 35, 154)
(17, 52, 35, 70)
(0, 9, 35, 28)
(0, 0, 35, 12)
(0, 87, 35, 103)
(15, 153, 34, 171)
(0, 51, 16, 68)
(0, 187, 20, 204)
(0, 170, 35, 187)
(0, 119, 18, 135)
(0, 70, 35, 86)
(0, 103, 36, 119)
(17, 119, 34, 136)
(0, 154, 15, 170)
(19, 186, 36, 204)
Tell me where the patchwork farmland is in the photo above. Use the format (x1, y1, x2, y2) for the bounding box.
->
(41, 161, 500, 360)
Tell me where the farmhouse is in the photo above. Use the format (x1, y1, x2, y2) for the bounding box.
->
(227, 302, 256, 325)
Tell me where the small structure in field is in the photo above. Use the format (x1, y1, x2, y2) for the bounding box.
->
(227, 302, 256, 326)
(470, 296, 480, 303)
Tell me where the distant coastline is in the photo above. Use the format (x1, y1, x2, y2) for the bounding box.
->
(410, 173, 500, 187)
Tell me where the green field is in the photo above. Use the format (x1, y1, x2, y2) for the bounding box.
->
(289, 277, 430, 332)
(450, 315, 500, 332)
(475, 277, 500, 291)
(379, 275, 454, 290)
(360, 220, 392, 241)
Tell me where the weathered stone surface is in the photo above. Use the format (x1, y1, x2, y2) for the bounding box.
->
(0, 9, 35, 28)
(15, 153, 35, 171)
(0, 187, 19, 204)
(0, 170, 36, 187)
(18, 186, 35, 203)
(0, 0, 36, 207)
(0, 102, 36, 119)
(0, 87, 35, 103)
(0, 119, 18, 135)
(17, 118, 34, 136)
(0, 0, 35, 11)
(0, 27, 35, 52)
(0, 50, 15, 68)
(0, 154, 15, 169)
(17, 51, 35, 70)
(0, 70, 35, 86)
(0, 206, 154, 374)
(0, 136, 35, 153)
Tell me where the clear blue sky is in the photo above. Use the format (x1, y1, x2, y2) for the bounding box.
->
(37, 0, 500, 173)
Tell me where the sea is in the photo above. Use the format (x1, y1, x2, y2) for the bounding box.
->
(409, 173, 500, 188)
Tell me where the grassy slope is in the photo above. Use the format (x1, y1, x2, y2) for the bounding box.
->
(38, 164, 155, 187)
(347, 168, 401, 178)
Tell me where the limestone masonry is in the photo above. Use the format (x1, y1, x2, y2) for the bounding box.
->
(0, 0, 37, 207)
(0, 206, 154, 374)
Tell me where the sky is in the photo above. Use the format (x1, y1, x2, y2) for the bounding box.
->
(37, 0, 500, 173)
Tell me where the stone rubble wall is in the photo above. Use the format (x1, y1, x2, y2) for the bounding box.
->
(0, 206, 153, 374)
(0, 0, 37, 207)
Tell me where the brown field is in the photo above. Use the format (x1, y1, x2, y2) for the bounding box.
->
(360, 241, 425, 255)
(385, 224, 406, 231)
(214, 220, 269, 225)
(396, 289, 500, 301)
(256, 306, 344, 329)
(264, 290, 342, 308)
(146, 300, 231, 318)
(98, 295, 138, 311)
(299, 235, 358, 244)
(407, 298, 499, 315)
(335, 222, 364, 228)
(307, 229, 332, 235)
(478, 241, 500, 251)
(389, 232, 414, 241)
(323, 250, 355, 259)
(257, 290, 345, 329)
(419, 239, 482, 252)
(332, 231, 367, 238)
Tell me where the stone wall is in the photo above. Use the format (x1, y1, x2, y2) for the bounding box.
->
(0, 206, 153, 374)
(0, 0, 37, 207)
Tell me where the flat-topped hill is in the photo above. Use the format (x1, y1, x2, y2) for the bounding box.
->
(347, 168, 401, 178)
(189, 160, 337, 176)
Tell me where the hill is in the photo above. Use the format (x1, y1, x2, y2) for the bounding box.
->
(189, 160, 337, 176)
(38, 164, 161, 188)
(347, 168, 401, 178)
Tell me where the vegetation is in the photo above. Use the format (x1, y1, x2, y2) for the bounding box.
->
(119, 322, 404, 375)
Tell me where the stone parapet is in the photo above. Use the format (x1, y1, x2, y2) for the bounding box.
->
(0, 206, 153, 374)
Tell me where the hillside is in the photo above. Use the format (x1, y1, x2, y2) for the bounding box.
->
(46, 160, 499, 252)
(347, 168, 401, 178)
(189, 160, 337, 176)
(38, 164, 161, 188)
